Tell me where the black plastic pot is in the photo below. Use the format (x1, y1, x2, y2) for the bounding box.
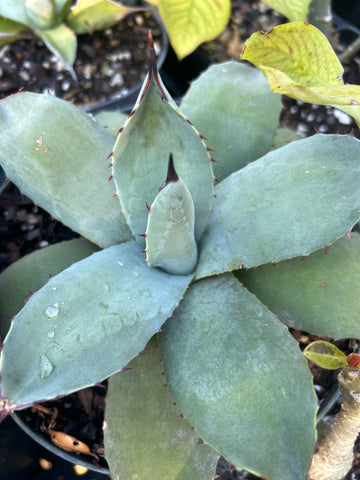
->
(10, 411, 110, 476)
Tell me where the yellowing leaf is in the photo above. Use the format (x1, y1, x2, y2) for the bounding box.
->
(262, 0, 311, 22)
(242, 22, 343, 86)
(303, 341, 347, 370)
(151, 0, 231, 60)
(242, 22, 360, 126)
(66, 0, 138, 34)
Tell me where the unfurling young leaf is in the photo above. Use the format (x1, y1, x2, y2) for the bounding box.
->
(145, 154, 198, 275)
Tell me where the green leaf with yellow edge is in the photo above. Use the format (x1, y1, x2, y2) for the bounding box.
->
(36, 22, 76, 70)
(0, 17, 30, 45)
(66, 0, 138, 34)
(105, 337, 219, 480)
(262, 0, 311, 22)
(303, 341, 347, 370)
(25, 0, 56, 29)
(242, 22, 360, 127)
(147, 0, 231, 60)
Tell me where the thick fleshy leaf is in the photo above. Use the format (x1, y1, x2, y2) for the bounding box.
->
(303, 341, 347, 370)
(0, 1, 32, 25)
(160, 274, 317, 480)
(0, 242, 192, 410)
(262, 0, 310, 21)
(0, 92, 133, 248)
(36, 22, 76, 70)
(111, 53, 214, 246)
(195, 134, 360, 279)
(180, 61, 282, 181)
(235, 234, 360, 339)
(0, 17, 30, 45)
(0, 238, 100, 339)
(242, 23, 360, 127)
(25, 0, 55, 28)
(93, 110, 128, 138)
(66, 0, 138, 34)
(105, 337, 219, 480)
(146, 156, 198, 275)
(147, 0, 231, 60)
(270, 127, 302, 150)
(54, 0, 72, 21)
(0, 0, 70, 26)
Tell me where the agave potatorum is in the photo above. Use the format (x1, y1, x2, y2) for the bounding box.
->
(1, 34, 360, 480)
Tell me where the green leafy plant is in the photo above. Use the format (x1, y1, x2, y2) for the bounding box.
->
(0, 0, 141, 73)
(1, 29, 360, 480)
(242, 22, 360, 126)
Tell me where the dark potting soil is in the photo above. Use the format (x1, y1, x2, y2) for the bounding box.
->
(0, 10, 164, 109)
(1, 0, 360, 478)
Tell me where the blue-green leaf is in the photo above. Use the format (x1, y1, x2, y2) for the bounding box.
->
(196, 134, 360, 278)
(105, 337, 219, 479)
(0, 242, 192, 410)
(160, 274, 317, 480)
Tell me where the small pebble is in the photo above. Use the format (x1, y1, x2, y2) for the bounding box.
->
(296, 123, 308, 136)
(109, 72, 124, 87)
(19, 70, 30, 81)
(306, 112, 315, 122)
(333, 108, 353, 125)
(61, 80, 71, 91)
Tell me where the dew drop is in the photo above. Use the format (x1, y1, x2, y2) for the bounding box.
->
(131, 270, 140, 278)
(40, 354, 54, 379)
(51, 286, 57, 290)
(47, 330, 55, 338)
(102, 283, 110, 292)
(44, 305, 59, 318)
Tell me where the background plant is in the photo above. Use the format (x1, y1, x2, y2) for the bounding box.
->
(0, 0, 141, 73)
(0, 23, 360, 480)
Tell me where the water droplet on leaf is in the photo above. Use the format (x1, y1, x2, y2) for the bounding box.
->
(44, 305, 59, 318)
(47, 330, 55, 338)
(40, 354, 54, 379)
(102, 283, 110, 292)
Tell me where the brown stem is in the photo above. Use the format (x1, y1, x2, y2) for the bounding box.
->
(310, 368, 360, 480)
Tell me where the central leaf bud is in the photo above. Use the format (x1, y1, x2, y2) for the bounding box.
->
(145, 154, 198, 275)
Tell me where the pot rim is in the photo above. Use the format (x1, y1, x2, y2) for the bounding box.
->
(11, 410, 110, 474)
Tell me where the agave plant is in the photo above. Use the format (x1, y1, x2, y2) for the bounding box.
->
(1, 35, 360, 480)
